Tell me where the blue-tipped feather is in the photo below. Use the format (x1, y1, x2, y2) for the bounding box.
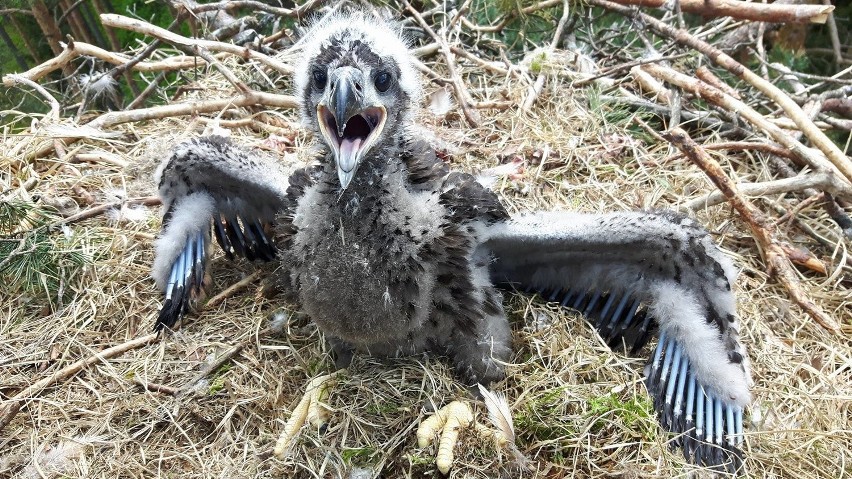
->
(519, 283, 745, 473)
(645, 334, 745, 473)
(673, 359, 688, 430)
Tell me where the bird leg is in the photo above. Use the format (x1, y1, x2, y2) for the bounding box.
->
(273, 371, 340, 458)
(416, 401, 509, 475)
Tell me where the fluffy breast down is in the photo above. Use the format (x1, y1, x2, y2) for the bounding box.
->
(287, 181, 448, 349)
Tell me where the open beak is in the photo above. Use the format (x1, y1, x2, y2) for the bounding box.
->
(317, 67, 387, 189)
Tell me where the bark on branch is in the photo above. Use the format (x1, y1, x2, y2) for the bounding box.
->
(2, 40, 224, 86)
(642, 63, 852, 200)
(100, 13, 293, 75)
(603, 0, 833, 24)
(88, 91, 298, 129)
(664, 128, 840, 334)
(591, 0, 852, 186)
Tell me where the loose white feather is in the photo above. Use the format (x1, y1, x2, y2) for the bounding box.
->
(477, 384, 515, 444)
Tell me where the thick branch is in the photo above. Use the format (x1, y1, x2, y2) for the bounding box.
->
(602, 0, 832, 23)
(664, 128, 839, 334)
(684, 171, 842, 210)
(592, 0, 852, 186)
(642, 63, 852, 200)
(88, 91, 298, 129)
(2, 40, 225, 86)
(100, 13, 293, 75)
(5, 74, 60, 119)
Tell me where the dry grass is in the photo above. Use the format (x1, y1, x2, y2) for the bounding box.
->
(2, 21, 851, 479)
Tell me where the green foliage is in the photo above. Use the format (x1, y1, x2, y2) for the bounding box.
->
(514, 386, 577, 441)
(207, 363, 232, 394)
(0, 199, 95, 311)
(529, 51, 547, 74)
(341, 446, 378, 465)
(469, 0, 560, 52)
(587, 392, 655, 438)
(767, 47, 811, 74)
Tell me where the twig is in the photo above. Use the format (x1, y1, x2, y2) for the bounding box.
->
(822, 0, 843, 67)
(205, 271, 262, 309)
(573, 53, 690, 88)
(449, 46, 509, 76)
(101, 15, 183, 95)
(71, 152, 130, 168)
(691, 141, 798, 160)
(176, 327, 272, 397)
(52, 196, 161, 226)
(4, 74, 61, 120)
(522, 0, 570, 112)
(630, 66, 672, 104)
(100, 13, 293, 75)
(664, 127, 840, 334)
(775, 191, 827, 227)
(461, 0, 561, 33)
(592, 0, 852, 186)
(642, 63, 852, 199)
(684, 171, 843, 210)
(603, 94, 752, 137)
(192, 45, 250, 93)
(126, 71, 167, 110)
(695, 66, 741, 99)
(600, 0, 833, 23)
(1, 40, 223, 86)
(0, 332, 159, 434)
(88, 91, 299, 129)
(0, 9, 33, 15)
(177, 0, 325, 18)
(402, 0, 480, 127)
(133, 378, 179, 395)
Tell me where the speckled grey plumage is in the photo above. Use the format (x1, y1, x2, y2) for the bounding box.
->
(150, 10, 752, 471)
(274, 137, 512, 385)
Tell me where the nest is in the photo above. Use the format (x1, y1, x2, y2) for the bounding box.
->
(1, 1, 850, 478)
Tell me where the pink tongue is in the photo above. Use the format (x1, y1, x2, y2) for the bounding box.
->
(338, 137, 362, 172)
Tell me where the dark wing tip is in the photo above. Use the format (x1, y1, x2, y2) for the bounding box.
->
(647, 331, 746, 473)
(154, 231, 209, 331)
(214, 214, 276, 263)
(536, 286, 657, 353)
(531, 285, 746, 473)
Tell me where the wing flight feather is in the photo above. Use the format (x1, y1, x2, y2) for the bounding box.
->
(483, 210, 751, 471)
(152, 135, 289, 330)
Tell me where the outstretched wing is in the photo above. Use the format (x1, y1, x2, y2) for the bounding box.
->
(482, 210, 751, 471)
(152, 135, 289, 330)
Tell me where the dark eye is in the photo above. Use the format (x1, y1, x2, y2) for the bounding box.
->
(374, 71, 392, 93)
(312, 69, 327, 90)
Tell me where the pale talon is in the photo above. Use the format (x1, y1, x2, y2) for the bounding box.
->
(151, 11, 753, 472)
(417, 401, 474, 474)
(416, 401, 511, 474)
(473, 422, 508, 448)
(273, 371, 338, 458)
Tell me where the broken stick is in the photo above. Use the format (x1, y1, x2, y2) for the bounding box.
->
(663, 127, 840, 334)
